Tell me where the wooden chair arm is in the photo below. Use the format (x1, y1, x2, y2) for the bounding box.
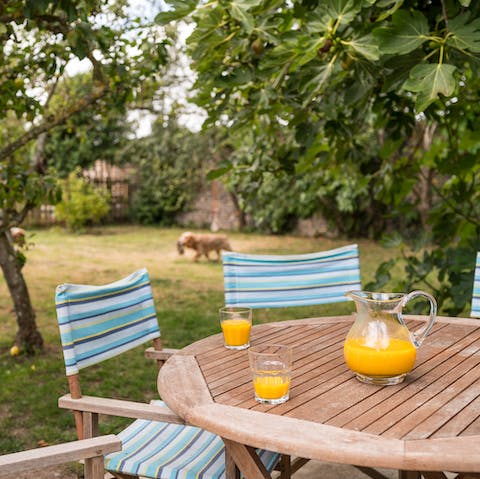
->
(144, 347, 178, 361)
(58, 394, 185, 424)
(0, 435, 121, 476)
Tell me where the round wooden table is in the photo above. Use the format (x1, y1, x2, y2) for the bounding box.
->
(157, 315, 480, 477)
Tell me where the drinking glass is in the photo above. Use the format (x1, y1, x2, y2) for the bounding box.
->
(248, 344, 292, 404)
(219, 306, 252, 350)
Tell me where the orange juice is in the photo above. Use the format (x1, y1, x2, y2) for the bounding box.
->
(221, 318, 251, 347)
(253, 375, 290, 400)
(344, 338, 416, 377)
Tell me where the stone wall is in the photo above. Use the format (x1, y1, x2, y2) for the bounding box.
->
(176, 180, 243, 231)
(176, 180, 334, 238)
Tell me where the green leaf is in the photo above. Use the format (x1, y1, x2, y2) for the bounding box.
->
(447, 12, 480, 53)
(374, 0, 404, 23)
(373, 9, 429, 55)
(234, 0, 264, 8)
(207, 165, 232, 180)
(229, 2, 254, 33)
(459, 0, 471, 6)
(344, 34, 380, 60)
(403, 63, 457, 111)
(321, 0, 361, 26)
(300, 63, 336, 105)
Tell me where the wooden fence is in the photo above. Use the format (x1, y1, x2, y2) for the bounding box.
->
(24, 161, 133, 226)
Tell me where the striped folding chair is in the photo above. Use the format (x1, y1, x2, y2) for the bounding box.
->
(55, 268, 280, 479)
(222, 244, 362, 309)
(471, 252, 480, 318)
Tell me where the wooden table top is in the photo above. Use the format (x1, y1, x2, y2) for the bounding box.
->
(157, 315, 480, 473)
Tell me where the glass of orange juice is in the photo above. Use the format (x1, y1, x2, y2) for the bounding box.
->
(220, 306, 252, 350)
(248, 344, 292, 405)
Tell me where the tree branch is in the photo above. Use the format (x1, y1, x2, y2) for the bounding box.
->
(32, 75, 61, 174)
(0, 84, 109, 162)
(440, 0, 449, 29)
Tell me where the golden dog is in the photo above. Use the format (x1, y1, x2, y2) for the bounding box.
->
(177, 231, 232, 262)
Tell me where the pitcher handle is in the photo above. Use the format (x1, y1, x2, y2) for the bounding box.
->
(397, 290, 437, 347)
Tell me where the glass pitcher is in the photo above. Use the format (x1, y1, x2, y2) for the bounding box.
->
(344, 290, 437, 385)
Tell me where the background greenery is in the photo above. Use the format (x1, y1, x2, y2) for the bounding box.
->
(0, 225, 396, 455)
(2, 2, 480, 355)
(156, 0, 480, 315)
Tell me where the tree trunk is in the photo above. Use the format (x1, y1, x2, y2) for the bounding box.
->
(229, 191, 247, 230)
(0, 230, 43, 353)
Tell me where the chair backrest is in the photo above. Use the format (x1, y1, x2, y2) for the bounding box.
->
(222, 244, 361, 309)
(55, 268, 160, 377)
(472, 252, 480, 318)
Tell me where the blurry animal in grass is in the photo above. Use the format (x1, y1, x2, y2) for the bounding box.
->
(177, 231, 232, 262)
(10, 227, 26, 246)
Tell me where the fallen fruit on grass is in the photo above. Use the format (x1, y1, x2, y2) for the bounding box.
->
(10, 345, 20, 356)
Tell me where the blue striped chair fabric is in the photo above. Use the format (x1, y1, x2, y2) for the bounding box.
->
(55, 268, 280, 479)
(222, 244, 362, 309)
(56, 268, 160, 376)
(105, 400, 279, 479)
(471, 252, 480, 318)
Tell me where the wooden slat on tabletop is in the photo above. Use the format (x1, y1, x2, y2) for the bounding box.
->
(403, 379, 480, 440)
(242, 349, 349, 412)
(459, 408, 480, 436)
(197, 325, 284, 372)
(201, 325, 316, 386)
(215, 338, 348, 408)
(361, 342, 480, 438)
(229, 326, 350, 409)
(249, 358, 355, 415)
(205, 323, 349, 399)
(432, 394, 480, 438)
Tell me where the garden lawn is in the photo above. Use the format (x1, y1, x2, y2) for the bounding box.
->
(0, 225, 394, 455)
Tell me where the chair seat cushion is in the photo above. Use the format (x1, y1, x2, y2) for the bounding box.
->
(105, 400, 280, 479)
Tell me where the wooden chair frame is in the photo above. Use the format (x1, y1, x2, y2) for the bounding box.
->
(0, 435, 121, 479)
(65, 336, 179, 441)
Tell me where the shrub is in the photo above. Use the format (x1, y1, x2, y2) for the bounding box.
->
(55, 171, 111, 231)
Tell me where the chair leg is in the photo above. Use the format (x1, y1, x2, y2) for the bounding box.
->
(225, 446, 241, 479)
(82, 412, 100, 479)
(354, 465, 392, 479)
(85, 456, 105, 479)
(398, 472, 422, 479)
(275, 454, 291, 479)
(290, 457, 310, 475)
(83, 411, 99, 439)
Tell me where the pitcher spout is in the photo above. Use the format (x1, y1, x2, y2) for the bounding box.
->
(345, 290, 362, 302)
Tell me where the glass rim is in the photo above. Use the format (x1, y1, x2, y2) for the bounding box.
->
(248, 343, 292, 355)
(346, 290, 405, 303)
(219, 306, 252, 313)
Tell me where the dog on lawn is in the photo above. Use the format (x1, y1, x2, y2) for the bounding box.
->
(177, 231, 232, 262)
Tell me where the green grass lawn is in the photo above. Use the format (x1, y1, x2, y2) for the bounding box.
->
(0, 225, 395, 454)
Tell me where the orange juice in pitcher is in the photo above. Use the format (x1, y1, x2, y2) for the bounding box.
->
(344, 291, 437, 385)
